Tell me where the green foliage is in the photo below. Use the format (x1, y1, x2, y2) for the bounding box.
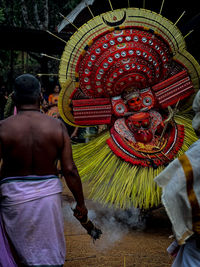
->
(0, 8, 5, 23)
(0, 1, 23, 27)
(0, 50, 19, 83)
(64, 0, 82, 10)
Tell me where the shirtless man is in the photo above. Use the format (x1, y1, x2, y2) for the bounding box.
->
(0, 74, 88, 267)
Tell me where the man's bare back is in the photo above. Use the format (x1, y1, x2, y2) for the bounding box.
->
(0, 111, 67, 179)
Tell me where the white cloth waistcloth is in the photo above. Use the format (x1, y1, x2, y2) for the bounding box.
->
(155, 140, 200, 245)
(172, 236, 200, 267)
(0, 175, 66, 266)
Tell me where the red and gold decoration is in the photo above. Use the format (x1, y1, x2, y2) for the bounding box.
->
(58, 7, 200, 210)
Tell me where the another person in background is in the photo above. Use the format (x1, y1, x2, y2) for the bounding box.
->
(4, 91, 15, 119)
(41, 84, 49, 102)
(0, 74, 88, 266)
(40, 90, 48, 113)
(155, 90, 200, 267)
(47, 84, 60, 118)
(0, 84, 8, 120)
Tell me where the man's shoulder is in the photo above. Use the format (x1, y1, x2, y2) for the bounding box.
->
(42, 113, 63, 125)
(40, 114, 65, 132)
(0, 116, 16, 138)
(0, 115, 15, 126)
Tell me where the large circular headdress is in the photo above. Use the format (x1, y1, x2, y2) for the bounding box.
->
(59, 8, 200, 126)
(58, 7, 200, 210)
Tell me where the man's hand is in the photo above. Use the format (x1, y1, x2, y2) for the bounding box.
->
(73, 204, 102, 241)
(73, 204, 88, 222)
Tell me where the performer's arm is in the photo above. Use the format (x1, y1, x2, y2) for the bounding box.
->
(60, 122, 87, 218)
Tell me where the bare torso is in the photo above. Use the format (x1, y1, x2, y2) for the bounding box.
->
(0, 111, 64, 179)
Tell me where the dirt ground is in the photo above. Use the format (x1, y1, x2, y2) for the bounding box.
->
(62, 182, 174, 267)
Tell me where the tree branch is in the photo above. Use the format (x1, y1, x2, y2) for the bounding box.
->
(43, 0, 49, 30)
(21, 0, 34, 29)
(34, 3, 43, 30)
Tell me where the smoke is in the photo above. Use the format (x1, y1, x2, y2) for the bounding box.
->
(62, 198, 146, 250)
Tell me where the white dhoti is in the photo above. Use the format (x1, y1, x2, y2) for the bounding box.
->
(155, 139, 200, 266)
(0, 175, 66, 267)
(172, 236, 200, 267)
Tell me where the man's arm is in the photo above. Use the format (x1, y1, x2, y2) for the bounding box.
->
(0, 124, 2, 178)
(60, 122, 87, 218)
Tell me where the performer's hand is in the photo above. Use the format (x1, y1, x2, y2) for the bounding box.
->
(74, 204, 88, 222)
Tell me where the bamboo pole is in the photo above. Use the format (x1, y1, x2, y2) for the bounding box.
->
(108, 0, 114, 11)
(59, 12, 79, 30)
(41, 53, 61, 61)
(159, 0, 165, 14)
(174, 11, 186, 26)
(46, 30, 67, 44)
(184, 30, 194, 39)
(37, 73, 59, 77)
(85, 3, 94, 18)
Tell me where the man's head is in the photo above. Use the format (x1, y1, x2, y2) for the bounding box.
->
(13, 74, 41, 105)
(53, 84, 60, 94)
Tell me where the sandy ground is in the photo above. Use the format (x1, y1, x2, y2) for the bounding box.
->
(62, 182, 174, 267)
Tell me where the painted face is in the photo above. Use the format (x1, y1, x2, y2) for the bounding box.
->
(127, 96, 142, 111)
(126, 112, 153, 143)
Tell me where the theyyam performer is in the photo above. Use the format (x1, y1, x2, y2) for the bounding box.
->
(58, 3, 200, 210)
